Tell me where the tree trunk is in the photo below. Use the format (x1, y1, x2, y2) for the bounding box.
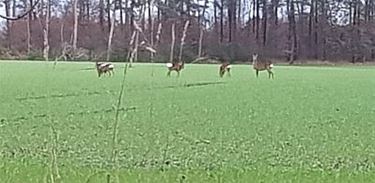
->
(125, 0, 129, 24)
(262, 0, 268, 46)
(371, 0, 374, 21)
(201, 0, 208, 26)
(120, 0, 124, 29)
(314, 0, 318, 59)
(86, 0, 90, 21)
(27, 0, 32, 54)
(252, 0, 256, 33)
(228, 0, 233, 42)
(141, 2, 146, 32)
(99, 0, 104, 30)
(273, 0, 278, 25)
(149, 0, 154, 62)
(353, 0, 357, 26)
(238, 0, 241, 26)
(170, 23, 175, 62)
(357, 0, 361, 26)
(134, 31, 139, 65)
(43, 0, 50, 61)
(179, 21, 190, 62)
(256, 0, 260, 41)
(233, 0, 237, 41)
(308, 0, 314, 49)
(220, 0, 224, 43)
(130, 0, 135, 32)
(12, 0, 16, 17)
(287, 0, 297, 64)
(5, 0, 11, 49)
(107, 0, 111, 32)
(198, 0, 208, 57)
(214, 0, 217, 31)
(73, 0, 79, 53)
(107, 0, 116, 61)
(60, 22, 64, 46)
(198, 29, 204, 57)
(365, 0, 370, 23)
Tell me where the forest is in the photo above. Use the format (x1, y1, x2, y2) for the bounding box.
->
(1, 0, 375, 64)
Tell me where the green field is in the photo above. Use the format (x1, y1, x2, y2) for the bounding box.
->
(1, 61, 375, 182)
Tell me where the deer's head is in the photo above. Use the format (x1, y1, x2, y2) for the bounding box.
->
(252, 54, 258, 63)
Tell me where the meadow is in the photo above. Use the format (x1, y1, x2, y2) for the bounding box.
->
(0, 61, 375, 182)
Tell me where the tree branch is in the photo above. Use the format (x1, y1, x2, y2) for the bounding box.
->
(0, 0, 40, 21)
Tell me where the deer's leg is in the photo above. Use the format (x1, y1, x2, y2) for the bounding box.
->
(268, 70, 274, 79)
(227, 68, 231, 77)
(177, 71, 180, 77)
(256, 70, 259, 78)
(167, 70, 171, 77)
(268, 70, 270, 79)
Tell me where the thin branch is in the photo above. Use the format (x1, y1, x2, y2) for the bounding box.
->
(0, 0, 40, 21)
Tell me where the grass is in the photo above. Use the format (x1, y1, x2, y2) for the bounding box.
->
(1, 61, 375, 182)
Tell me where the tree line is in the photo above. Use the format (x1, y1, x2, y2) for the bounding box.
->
(1, 0, 375, 64)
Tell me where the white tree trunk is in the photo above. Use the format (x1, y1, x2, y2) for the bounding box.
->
(179, 21, 189, 62)
(169, 23, 175, 62)
(155, 23, 162, 47)
(149, 0, 154, 62)
(106, 0, 116, 62)
(60, 22, 64, 44)
(27, 3, 32, 54)
(128, 31, 136, 64)
(43, 0, 50, 61)
(198, 28, 204, 57)
(72, 0, 79, 52)
(134, 31, 139, 63)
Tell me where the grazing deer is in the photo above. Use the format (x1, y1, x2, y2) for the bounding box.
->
(252, 54, 274, 79)
(166, 61, 184, 77)
(219, 62, 231, 77)
(95, 61, 114, 77)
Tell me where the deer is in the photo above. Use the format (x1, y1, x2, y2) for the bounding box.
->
(219, 62, 232, 77)
(166, 61, 184, 77)
(252, 54, 274, 79)
(95, 61, 114, 77)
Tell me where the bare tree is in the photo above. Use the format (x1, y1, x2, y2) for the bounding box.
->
(72, 0, 79, 53)
(262, 0, 268, 46)
(256, 0, 260, 41)
(107, 0, 116, 61)
(287, 0, 297, 64)
(198, 0, 208, 57)
(36, 0, 50, 61)
(220, 0, 224, 42)
(149, 0, 155, 61)
(179, 20, 189, 62)
(169, 22, 175, 62)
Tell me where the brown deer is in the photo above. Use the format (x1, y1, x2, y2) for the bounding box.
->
(95, 61, 114, 77)
(252, 54, 274, 79)
(166, 61, 184, 77)
(219, 62, 231, 77)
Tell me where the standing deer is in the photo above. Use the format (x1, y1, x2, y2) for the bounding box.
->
(166, 61, 184, 77)
(95, 61, 114, 77)
(219, 62, 231, 77)
(252, 54, 274, 79)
